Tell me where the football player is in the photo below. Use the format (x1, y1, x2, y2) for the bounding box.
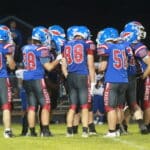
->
(0, 26, 16, 138)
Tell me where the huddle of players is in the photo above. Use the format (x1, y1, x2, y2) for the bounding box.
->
(96, 22, 150, 137)
(0, 20, 150, 138)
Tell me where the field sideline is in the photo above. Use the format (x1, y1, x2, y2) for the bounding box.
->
(0, 123, 150, 150)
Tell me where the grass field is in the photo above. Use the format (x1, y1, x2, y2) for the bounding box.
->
(0, 123, 150, 150)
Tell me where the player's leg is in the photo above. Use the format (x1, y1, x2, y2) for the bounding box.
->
(98, 95, 105, 125)
(66, 105, 76, 137)
(66, 74, 77, 137)
(104, 83, 120, 137)
(143, 77, 150, 133)
(35, 79, 52, 137)
(128, 76, 148, 134)
(19, 87, 28, 136)
(23, 80, 37, 136)
(116, 83, 128, 135)
(122, 105, 131, 132)
(78, 75, 89, 137)
(72, 111, 80, 134)
(1, 78, 13, 138)
(92, 95, 99, 125)
(88, 108, 97, 135)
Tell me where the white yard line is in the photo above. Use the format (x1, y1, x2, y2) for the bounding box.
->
(112, 138, 148, 150)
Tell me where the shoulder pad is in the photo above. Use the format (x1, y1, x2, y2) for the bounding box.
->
(4, 43, 14, 49)
(36, 46, 49, 51)
(86, 39, 94, 44)
(4, 43, 15, 53)
(98, 44, 108, 49)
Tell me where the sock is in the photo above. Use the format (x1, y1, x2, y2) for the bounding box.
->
(82, 127, 88, 133)
(42, 125, 49, 133)
(67, 127, 73, 134)
(137, 119, 144, 126)
(30, 127, 36, 133)
(109, 129, 116, 133)
(116, 124, 120, 130)
(137, 119, 147, 130)
(72, 125, 78, 134)
(5, 128, 11, 131)
(22, 114, 28, 133)
(88, 123, 96, 132)
(146, 124, 150, 131)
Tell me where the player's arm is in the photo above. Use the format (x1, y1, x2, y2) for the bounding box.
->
(87, 54, 95, 84)
(87, 53, 96, 96)
(6, 54, 16, 70)
(38, 47, 62, 71)
(43, 54, 62, 71)
(86, 40, 96, 83)
(98, 56, 108, 73)
(61, 57, 68, 78)
(142, 55, 150, 79)
(97, 44, 109, 73)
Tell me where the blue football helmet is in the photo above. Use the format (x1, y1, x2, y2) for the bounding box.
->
(124, 21, 146, 40)
(52, 35, 66, 53)
(80, 25, 91, 40)
(0, 25, 13, 43)
(120, 29, 137, 43)
(66, 25, 79, 41)
(0, 29, 9, 41)
(96, 27, 119, 44)
(72, 25, 91, 40)
(48, 25, 65, 38)
(32, 26, 51, 47)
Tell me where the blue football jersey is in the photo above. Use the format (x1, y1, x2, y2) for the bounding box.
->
(130, 42, 148, 73)
(62, 39, 95, 75)
(97, 41, 133, 83)
(0, 43, 15, 78)
(124, 41, 137, 76)
(22, 44, 50, 80)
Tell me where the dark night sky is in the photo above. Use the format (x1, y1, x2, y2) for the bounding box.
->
(1, 0, 150, 45)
